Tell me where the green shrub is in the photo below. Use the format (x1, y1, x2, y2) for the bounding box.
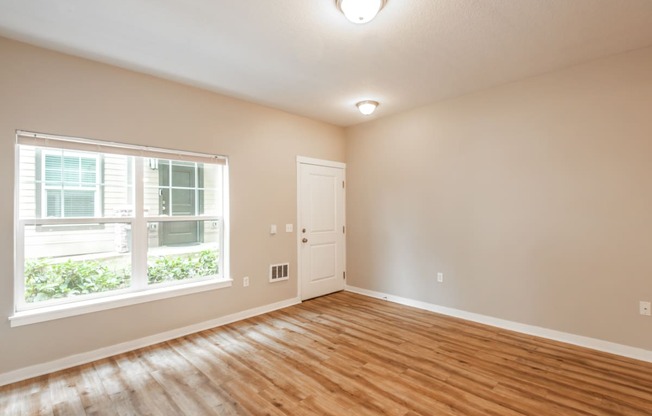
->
(147, 250, 219, 284)
(24, 259, 131, 303)
(24, 250, 219, 303)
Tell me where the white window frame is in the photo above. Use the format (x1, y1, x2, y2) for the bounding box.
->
(11, 131, 231, 327)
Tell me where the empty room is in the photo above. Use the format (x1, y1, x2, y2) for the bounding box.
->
(1, 1, 652, 415)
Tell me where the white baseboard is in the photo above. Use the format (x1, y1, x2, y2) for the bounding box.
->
(346, 285, 652, 363)
(0, 297, 301, 387)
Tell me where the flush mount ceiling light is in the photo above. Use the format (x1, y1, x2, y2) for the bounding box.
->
(356, 100, 379, 115)
(337, 0, 387, 24)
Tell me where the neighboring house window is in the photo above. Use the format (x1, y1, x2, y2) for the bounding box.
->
(13, 131, 230, 323)
(42, 151, 100, 218)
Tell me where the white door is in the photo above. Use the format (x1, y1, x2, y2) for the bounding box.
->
(298, 158, 345, 301)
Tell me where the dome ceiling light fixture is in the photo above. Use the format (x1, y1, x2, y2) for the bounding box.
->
(337, 0, 387, 24)
(356, 100, 379, 115)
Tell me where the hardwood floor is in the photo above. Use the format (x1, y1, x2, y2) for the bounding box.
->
(2, 291, 652, 415)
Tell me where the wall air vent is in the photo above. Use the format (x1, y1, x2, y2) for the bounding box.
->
(269, 263, 289, 283)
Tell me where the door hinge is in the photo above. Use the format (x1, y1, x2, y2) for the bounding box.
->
(343, 225, 345, 234)
(343, 271, 346, 280)
(342, 180, 345, 189)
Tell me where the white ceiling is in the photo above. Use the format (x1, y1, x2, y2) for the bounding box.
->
(2, 0, 652, 126)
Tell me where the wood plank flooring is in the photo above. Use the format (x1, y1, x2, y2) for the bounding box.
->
(1, 291, 652, 415)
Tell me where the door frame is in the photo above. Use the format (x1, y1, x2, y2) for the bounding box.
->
(296, 156, 346, 301)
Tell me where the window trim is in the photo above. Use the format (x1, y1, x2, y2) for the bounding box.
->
(9, 278, 232, 327)
(13, 131, 230, 324)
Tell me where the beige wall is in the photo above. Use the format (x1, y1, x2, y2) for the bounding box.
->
(0, 37, 345, 374)
(346, 46, 652, 351)
(3, 34, 652, 377)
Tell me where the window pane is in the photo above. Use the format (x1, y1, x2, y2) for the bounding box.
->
(46, 190, 62, 217)
(63, 156, 81, 183)
(45, 188, 96, 218)
(44, 151, 97, 218)
(144, 158, 222, 217)
(81, 163, 97, 186)
(44, 154, 62, 183)
(23, 223, 132, 304)
(64, 190, 95, 217)
(147, 220, 220, 285)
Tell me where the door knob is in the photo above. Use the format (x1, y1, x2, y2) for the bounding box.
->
(302, 238, 308, 243)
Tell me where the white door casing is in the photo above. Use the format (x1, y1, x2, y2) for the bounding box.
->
(297, 157, 345, 301)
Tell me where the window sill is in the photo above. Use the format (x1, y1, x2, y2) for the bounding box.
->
(9, 278, 233, 327)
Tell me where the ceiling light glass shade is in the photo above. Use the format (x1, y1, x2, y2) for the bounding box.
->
(356, 100, 379, 115)
(337, 0, 386, 24)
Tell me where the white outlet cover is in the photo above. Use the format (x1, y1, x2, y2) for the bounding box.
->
(437, 272, 444, 283)
(270, 224, 277, 235)
(286, 224, 293, 232)
(243, 276, 249, 287)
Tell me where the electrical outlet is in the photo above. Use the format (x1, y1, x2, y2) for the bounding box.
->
(640, 301, 651, 316)
(437, 272, 444, 283)
(243, 276, 249, 287)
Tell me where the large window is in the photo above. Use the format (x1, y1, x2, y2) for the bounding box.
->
(14, 131, 230, 321)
